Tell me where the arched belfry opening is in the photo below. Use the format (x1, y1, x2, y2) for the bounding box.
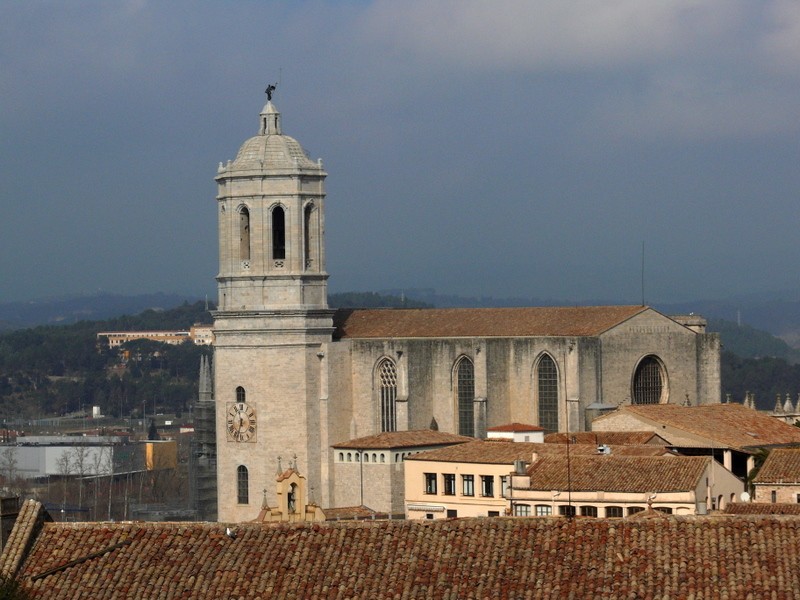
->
(239, 207, 251, 262)
(272, 206, 286, 261)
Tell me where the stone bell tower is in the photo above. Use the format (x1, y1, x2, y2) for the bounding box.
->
(213, 92, 334, 521)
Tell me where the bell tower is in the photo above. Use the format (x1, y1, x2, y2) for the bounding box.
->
(213, 92, 334, 521)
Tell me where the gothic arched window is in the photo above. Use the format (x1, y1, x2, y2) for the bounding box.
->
(272, 206, 286, 260)
(239, 207, 250, 261)
(536, 354, 559, 433)
(632, 355, 666, 404)
(456, 357, 475, 437)
(378, 359, 397, 432)
(236, 386, 246, 403)
(237, 465, 249, 504)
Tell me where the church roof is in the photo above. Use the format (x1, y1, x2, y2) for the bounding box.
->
(332, 429, 472, 450)
(597, 404, 800, 451)
(333, 305, 649, 339)
(7, 500, 800, 599)
(521, 455, 710, 493)
(725, 503, 800, 515)
(753, 448, 800, 484)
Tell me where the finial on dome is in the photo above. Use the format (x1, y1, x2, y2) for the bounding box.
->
(259, 83, 281, 135)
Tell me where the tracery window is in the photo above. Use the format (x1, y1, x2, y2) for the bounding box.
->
(272, 206, 286, 260)
(632, 355, 665, 404)
(237, 465, 249, 504)
(377, 359, 397, 432)
(456, 357, 475, 437)
(537, 354, 559, 433)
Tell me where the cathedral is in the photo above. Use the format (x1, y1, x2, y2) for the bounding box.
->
(212, 95, 721, 521)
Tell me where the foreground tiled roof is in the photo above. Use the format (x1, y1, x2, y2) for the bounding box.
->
(7, 505, 800, 598)
(545, 431, 667, 446)
(523, 455, 709, 493)
(725, 503, 800, 515)
(601, 403, 800, 450)
(332, 430, 472, 449)
(409, 441, 673, 464)
(333, 305, 648, 338)
(753, 448, 800, 484)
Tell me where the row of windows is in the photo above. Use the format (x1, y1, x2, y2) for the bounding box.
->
(511, 504, 671, 517)
(424, 473, 505, 498)
(338, 450, 420, 463)
(237, 204, 316, 266)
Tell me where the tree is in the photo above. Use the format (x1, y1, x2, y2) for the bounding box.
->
(0, 447, 18, 496)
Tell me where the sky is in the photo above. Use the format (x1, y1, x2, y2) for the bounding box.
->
(2, 1, 799, 305)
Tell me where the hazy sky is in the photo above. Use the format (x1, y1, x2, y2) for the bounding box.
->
(2, 1, 799, 305)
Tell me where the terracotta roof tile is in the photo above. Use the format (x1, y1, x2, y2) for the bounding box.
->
(11, 516, 800, 598)
(409, 440, 673, 464)
(545, 431, 667, 445)
(487, 423, 543, 432)
(523, 455, 710, 493)
(602, 403, 800, 450)
(333, 305, 648, 338)
(332, 430, 472, 449)
(753, 448, 800, 484)
(725, 503, 800, 515)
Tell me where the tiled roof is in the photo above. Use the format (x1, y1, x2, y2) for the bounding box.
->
(487, 423, 543, 432)
(332, 430, 472, 449)
(8, 510, 800, 598)
(408, 441, 673, 464)
(333, 305, 648, 339)
(753, 448, 800, 484)
(725, 503, 800, 515)
(523, 455, 709, 493)
(545, 431, 667, 446)
(323, 506, 379, 520)
(601, 403, 800, 450)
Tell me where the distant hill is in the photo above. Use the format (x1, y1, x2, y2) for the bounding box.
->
(0, 292, 204, 332)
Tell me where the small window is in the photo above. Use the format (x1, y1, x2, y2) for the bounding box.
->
(443, 474, 456, 496)
(462, 475, 475, 497)
(236, 386, 246, 403)
(513, 504, 531, 517)
(500, 476, 508, 498)
(425, 473, 437, 494)
(558, 505, 576, 517)
(446, 509, 458, 519)
(372, 453, 377, 463)
(772, 490, 777, 503)
(380, 454, 385, 463)
(338, 452, 343, 462)
(654, 507, 673, 514)
(796, 493, 800, 504)
(426, 513, 434, 520)
(347, 453, 352, 462)
(364, 454, 370, 463)
(237, 465, 249, 504)
(580, 506, 598, 518)
(605, 506, 623, 518)
(627, 506, 644, 516)
(535, 505, 552, 517)
(395, 453, 400, 462)
(488, 511, 500, 517)
(480, 475, 494, 497)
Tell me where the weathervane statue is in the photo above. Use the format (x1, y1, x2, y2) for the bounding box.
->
(266, 83, 277, 101)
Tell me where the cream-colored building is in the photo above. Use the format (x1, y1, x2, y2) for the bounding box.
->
(212, 95, 722, 521)
(509, 454, 743, 516)
(403, 439, 677, 519)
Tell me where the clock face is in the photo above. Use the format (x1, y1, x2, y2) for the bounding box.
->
(226, 402, 257, 442)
